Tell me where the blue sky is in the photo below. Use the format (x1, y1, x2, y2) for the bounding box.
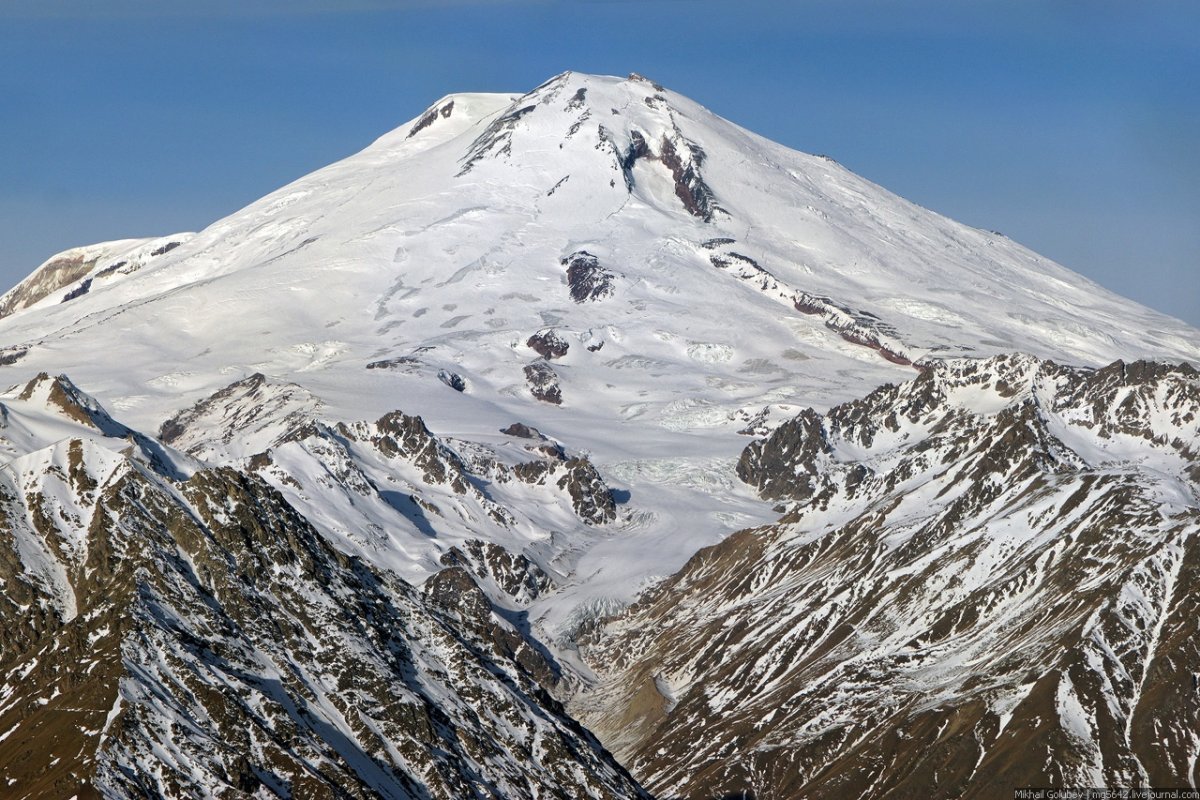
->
(1, 0, 1197, 324)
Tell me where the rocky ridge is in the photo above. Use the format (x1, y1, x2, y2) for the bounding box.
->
(0, 235, 192, 321)
(0, 375, 648, 799)
(575, 353, 1200, 798)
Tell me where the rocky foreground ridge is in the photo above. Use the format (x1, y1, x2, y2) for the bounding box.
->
(575, 354, 1200, 799)
(0, 373, 646, 799)
(3, 354, 1195, 799)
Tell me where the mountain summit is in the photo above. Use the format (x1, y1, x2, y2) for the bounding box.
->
(0, 72, 1197, 797)
(4, 71, 1197, 400)
(2, 71, 1195, 604)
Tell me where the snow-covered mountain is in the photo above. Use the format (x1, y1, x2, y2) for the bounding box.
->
(0, 71, 1197, 797)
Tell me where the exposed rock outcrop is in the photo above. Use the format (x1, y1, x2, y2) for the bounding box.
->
(562, 250, 617, 303)
(527, 328, 570, 360)
(423, 565, 560, 690)
(0, 250, 103, 319)
(0, 236, 192, 320)
(374, 410, 474, 494)
(702, 237, 918, 368)
(555, 457, 618, 525)
(525, 361, 564, 404)
(440, 539, 556, 604)
(438, 368, 467, 392)
(407, 98, 455, 138)
(501, 422, 544, 440)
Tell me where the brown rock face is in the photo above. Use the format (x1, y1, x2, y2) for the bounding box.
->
(575, 354, 1200, 799)
(0, 238, 189, 321)
(0, 251, 101, 319)
(525, 361, 564, 404)
(423, 565, 559, 688)
(556, 457, 617, 525)
(658, 135, 721, 222)
(527, 328, 571, 359)
(374, 410, 473, 493)
(501, 422, 544, 440)
(407, 99, 455, 138)
(701, 236, 919, 369)
(440, 538, 556, 603)
(562, 251, 617, 303)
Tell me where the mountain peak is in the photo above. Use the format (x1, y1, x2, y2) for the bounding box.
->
(444, 71, 724, 222)
(0, 72, 1194, 447)
(17, 372, 126, 434)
